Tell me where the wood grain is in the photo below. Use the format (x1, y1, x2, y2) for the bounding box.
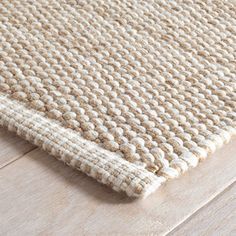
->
(0, 127, 35, 168)
(170, 182, 236, 236)
(0, 137, 235, 235)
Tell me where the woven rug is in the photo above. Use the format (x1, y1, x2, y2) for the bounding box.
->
(0, 0, 236, 198)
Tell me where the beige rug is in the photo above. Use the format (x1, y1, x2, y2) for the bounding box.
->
(0, 0, 236, 197)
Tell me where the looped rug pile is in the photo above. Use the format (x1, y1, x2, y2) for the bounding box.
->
(0, 0, 235, 197)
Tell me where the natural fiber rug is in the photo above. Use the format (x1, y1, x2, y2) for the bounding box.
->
(0, 0, 236, 197)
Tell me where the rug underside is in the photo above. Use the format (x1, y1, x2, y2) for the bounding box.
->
(0, 0, 236, 197)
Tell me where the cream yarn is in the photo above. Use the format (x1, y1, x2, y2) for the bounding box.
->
(0, 0, 236, 197)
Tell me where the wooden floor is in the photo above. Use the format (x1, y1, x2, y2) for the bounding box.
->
(0, 127, 235, 236)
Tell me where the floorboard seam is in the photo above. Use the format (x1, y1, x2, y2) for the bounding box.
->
(0, 146, 37, 170)
(165, 180, 236, 236)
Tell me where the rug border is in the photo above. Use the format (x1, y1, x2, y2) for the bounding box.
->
(0, 94, 166, 198)
(1, 94, 236, 198)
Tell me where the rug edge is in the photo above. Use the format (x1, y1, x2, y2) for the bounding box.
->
(0, 94, 165, 198)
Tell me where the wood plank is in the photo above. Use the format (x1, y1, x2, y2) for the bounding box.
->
(0, 127, 35, 168)
(0, 138, 235, 235)
(170, 182, 236, 236)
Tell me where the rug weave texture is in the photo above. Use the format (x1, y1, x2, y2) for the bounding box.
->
(0, 0, 236, 197)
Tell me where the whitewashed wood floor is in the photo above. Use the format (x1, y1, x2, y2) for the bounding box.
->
(0, 127, 235, 236)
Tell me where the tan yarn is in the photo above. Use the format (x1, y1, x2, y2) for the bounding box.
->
(0, 0, 236, 197)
